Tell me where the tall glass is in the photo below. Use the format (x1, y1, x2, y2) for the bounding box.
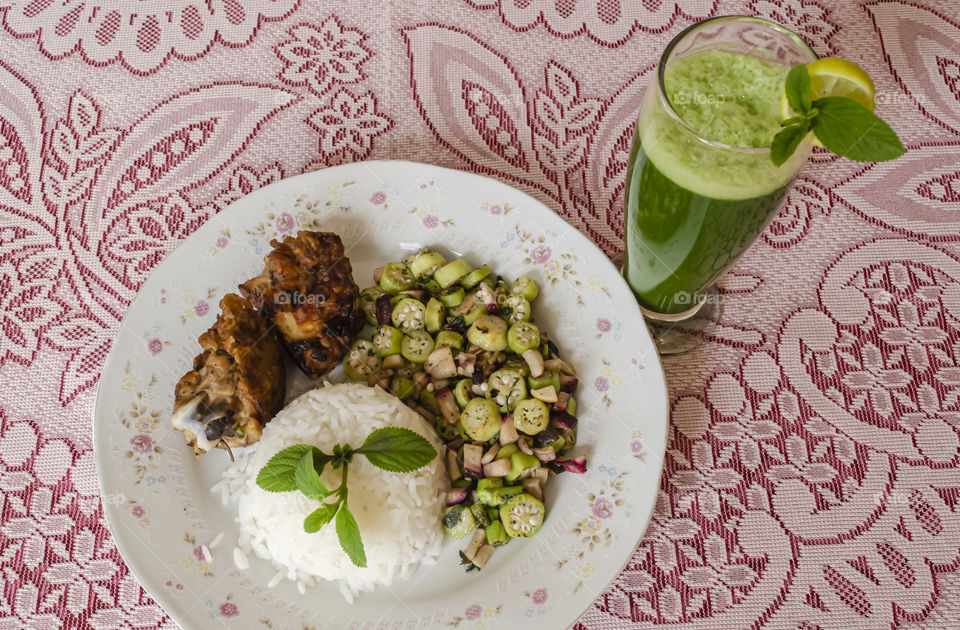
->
(624, 17, 817, 325)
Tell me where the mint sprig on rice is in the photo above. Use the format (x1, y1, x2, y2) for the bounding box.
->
(256, 427, 437, 567)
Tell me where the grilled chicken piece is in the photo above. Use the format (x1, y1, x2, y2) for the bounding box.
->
(172, 294, 285, 456)
(239, 230, 361, 378)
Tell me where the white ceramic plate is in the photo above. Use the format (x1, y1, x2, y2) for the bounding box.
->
(94, 160, 667, 629)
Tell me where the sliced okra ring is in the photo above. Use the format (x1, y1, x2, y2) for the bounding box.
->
(380, 262, 415, 294)
(374, 325, 404, 357)
(401, 329, 435, 363)
(507, 321, 540, 354)
(343, 339, 381, 381)
(391, 297, 427, 331)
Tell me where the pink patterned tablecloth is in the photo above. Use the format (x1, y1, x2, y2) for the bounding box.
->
(1, 0, 959, 628)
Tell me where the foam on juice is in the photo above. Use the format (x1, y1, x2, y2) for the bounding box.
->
(638, 49, 806, 201)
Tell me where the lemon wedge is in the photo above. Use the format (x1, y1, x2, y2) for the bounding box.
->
(781, 58, 876, 146)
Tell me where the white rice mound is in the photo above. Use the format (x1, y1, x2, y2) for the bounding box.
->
(222, 382, 447, 602)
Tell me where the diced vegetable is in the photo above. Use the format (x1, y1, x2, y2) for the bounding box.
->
(503, 296, 530, 324)
(533, 446, 556, 462)
(409, 251, 447, 278)
(505, 451, 540, 482)
(482, 458, 511, 478)
(460, 264, 492, 289)
(510, 275, 539, 301)
(522, 348, 544, 377)
(559, 374, 579, 393)
(522, 477, 544, 501)
(442, 504, 477, 538)
(533, 426, 560, 448)
(435, 259, 473, 288)
(464, 528, 487, 561)
(398, 288, 429, 303)
(472, 544, 495, 568)
(494, 443, 519, 461)
(446, 488, 469, 506)
(343, 340, 380, 381)
(425, 347, 457, 379)
(477, 284, 498, 313)
(462, 301, 488, 326)
(513, 398, 550, 435)
(463, 443, 483, 477)
(436, 388, 460, 424)
(517, 434, 534, 455)
(425, 298, 445, 333)
(459, 398, 502, 441)
(467, 314, 508, 351)
(528, 370, 560, 391)
(507, 321, 540, 354)
(389, 375, 415, 399)
(374, 325, 403, 357)
(359, 286, 386, 325)
(456, 352, 477, 377)
(500, 493, 544, 537)
(531, 385, 559, 403)
(470, 502, 491, 527)
(551, 410, 578, 431)
(401, 330, 435, 363)
(477, 483, 523, 506)
(481, 442, 500, 464)
(554, 456, 587, 474)
(435, 330, 464, 350)
(380, 262, 414, 294)
(439, 285, 466, 307)
(446, 449, 461, 482)
(499, 415, 519, 444)
(392, 298, 426, 331)
(486, 521, 510, 546)
(453, 378, 473, 409)
(486, 369, 527, 412)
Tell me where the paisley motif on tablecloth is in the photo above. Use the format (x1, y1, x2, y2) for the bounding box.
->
(0, 0, 301, 75)
(579, 240, 960, 628)
(464, 0, 717, 45)
(0, 61, 298, 404)
(866, 2, 960, 137)
(403, 23, 651, 254)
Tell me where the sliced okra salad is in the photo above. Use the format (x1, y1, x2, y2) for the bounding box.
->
(343, 249, 586, 570)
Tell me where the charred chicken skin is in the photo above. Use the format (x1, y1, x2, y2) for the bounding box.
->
(172, 293, 285, 455)
(239, 230, 361, 378)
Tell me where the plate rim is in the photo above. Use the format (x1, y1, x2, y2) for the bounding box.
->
(93, 159, 668, 629)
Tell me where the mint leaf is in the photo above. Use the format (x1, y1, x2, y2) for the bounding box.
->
(785, 65, 812, 114)
(294, 450, 329, 501)
(356, 427, 437, 473)
(256, 444, 313, 492)
(770, 124, 808, 167)
(335, 505, 366, 567)
(811, 96, 905, 162)
(304, 502, 338, 533)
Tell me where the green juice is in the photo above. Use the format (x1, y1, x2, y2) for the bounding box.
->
(625, 49, 805, 315)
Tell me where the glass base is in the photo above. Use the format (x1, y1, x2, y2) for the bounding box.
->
(642, 286, 723, 355)
(619, 265, 723, 355)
